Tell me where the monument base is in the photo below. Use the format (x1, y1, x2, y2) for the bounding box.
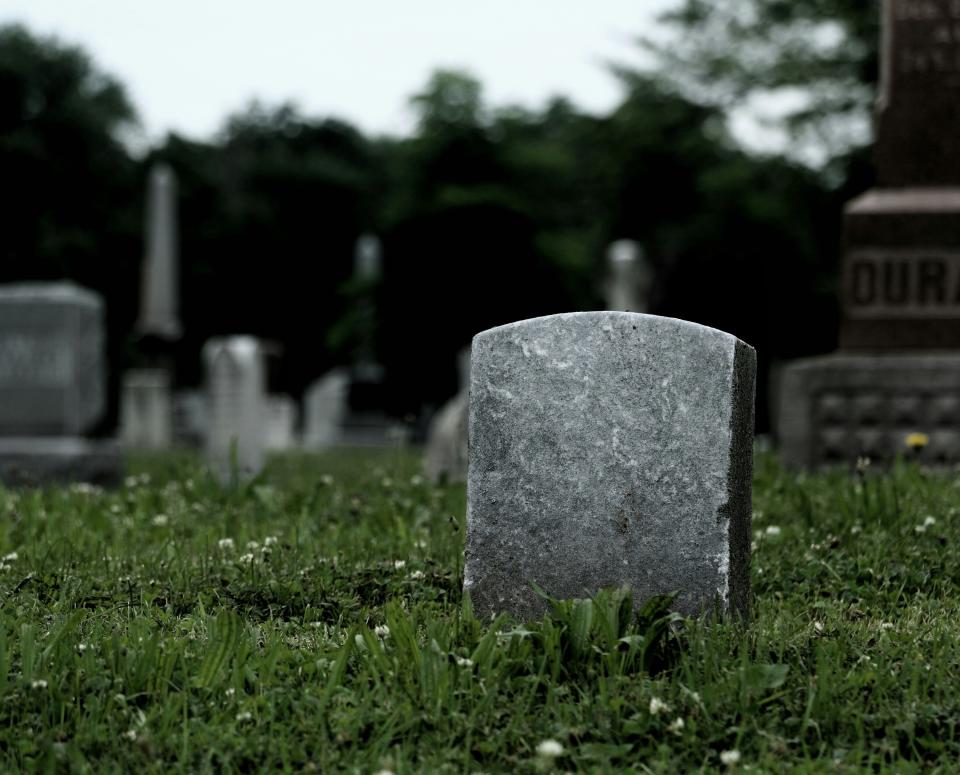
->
(0, 437, 123, 487)
(776, 353, 960, 468)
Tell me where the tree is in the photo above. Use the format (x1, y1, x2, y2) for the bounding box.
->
(645, 0, 880, 164)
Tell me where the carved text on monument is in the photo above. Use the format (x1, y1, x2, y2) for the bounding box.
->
(846, 250, 960, 318)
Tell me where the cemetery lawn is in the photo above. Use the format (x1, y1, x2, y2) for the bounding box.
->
(1, 451, 959, 772)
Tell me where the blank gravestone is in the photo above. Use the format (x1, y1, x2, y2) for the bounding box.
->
(0, 283, 121, 485)
(466, 312, 755, 620)
(203, 337, 267, 482)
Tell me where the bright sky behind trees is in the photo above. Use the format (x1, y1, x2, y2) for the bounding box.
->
(0, 0, 671, 143)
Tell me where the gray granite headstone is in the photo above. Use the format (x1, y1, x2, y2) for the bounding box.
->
(0, 283, 105, 435)
(0, 282, 121, 485)
(203, 336, 267, 482)
(466, 312, 755, 621)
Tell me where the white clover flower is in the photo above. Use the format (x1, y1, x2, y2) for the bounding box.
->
(393, 560, 406, 570)
(124, 476, 139, 488)
(668, 717, 685, 733)
(813, 621, 824, 633)
(923, 516, 937, 528)
(3, 552, 18, 562)
(409, 570, 426, 581)
(374, 625, 391, 639)
(380, 477, 394, 488)
(218, 538, 235, 551)
(30, 679, 48, 689)
(264, 536, 279, 547)
(415, 539, 428, 549)
(319, 474, 334, 486)
(536, 739, 564, 758)
(850, 525, 862, 535)
(235, 711, 252, 723)
(880, 621, 894, 630)
(455, 656, 474, 668)
(77, 643, 87, 653)
(649, 696, 669, 715)
(238, 553, 255, 564)
(122, 729, 138, 741)
(151, 514, 169, 527)
(246, 541, 260, 550)
(720, 749, 741, 766)
(225, 688, 235, 698)
(409, 475, 423, 486)
(764, 525, 781, 537)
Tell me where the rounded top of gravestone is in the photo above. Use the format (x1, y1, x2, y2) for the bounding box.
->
(0, 282, 102, 308)
(607, 240, 643, 265)
(474, 311, 752, 353)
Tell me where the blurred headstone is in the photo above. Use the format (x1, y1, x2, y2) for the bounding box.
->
(203, 336, 267, 481)
(777, 1, 960, 466)
(604, 240, 652, 313)
(465, 312, 755, 621)
(172, 389, 208, 447)
(424, 347, 470, 483)
(354, 233, 382, 282)
(120, 369, 172, 450)
(0, 283, 121, 485)
(303, 369, 350, 449)
(264, 395, 298, 451)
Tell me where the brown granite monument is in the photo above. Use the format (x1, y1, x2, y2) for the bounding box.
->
(778, 0, 960, 466)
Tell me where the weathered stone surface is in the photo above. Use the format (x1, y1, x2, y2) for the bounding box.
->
(465, 312, 755, 621)
(0, 282, 106, 436)
(777, 353, 960, 467)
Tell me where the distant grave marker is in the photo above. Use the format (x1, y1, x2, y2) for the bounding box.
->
(465, 312, 755, 620)
(204, 336, 267, 481)
(0, 283, 121, 485)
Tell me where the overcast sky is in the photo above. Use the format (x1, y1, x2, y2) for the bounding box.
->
(1, 0, 678, 145)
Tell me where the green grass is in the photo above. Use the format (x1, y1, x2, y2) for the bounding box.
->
(0, 449, 959, 772)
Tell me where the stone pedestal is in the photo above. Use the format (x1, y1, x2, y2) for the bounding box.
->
(121, 369, 173, 450)
(778, 354, 960, 467)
